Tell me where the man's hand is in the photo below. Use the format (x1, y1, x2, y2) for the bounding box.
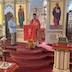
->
(10, 26, 16, 28)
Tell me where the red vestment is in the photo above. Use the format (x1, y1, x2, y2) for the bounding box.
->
(30, 19, 42, 43)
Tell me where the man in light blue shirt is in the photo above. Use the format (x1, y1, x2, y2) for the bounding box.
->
(8, 15, 17, 46)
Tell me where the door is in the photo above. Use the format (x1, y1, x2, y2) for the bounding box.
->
(5, 12, 13, 40)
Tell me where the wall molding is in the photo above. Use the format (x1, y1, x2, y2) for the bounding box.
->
(4, 5, 14, 15)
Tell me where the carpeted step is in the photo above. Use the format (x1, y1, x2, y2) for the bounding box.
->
(6, 42, 27, 50)
(0, 56, 14, 63)
(46, 51, 54, 57)
(6, 57, 14, 62)
(70, 62, 72, 69)
(11, 57, 53, 68)
(17, 47, 47, 54)
(12, 57, 54, 64)
(6, 41, 54, 70)
(70, 55, 72, 59)
(15, 65, 52, 72)
(10, 52, 50, 60)
(12, 58, 54, 64)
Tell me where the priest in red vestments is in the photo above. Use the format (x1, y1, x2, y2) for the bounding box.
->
(30, 13, 42, 47)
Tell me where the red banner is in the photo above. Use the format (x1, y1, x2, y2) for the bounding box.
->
(24, 25, 36, 41)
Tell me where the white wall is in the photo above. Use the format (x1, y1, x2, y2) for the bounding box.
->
(30, 0, 44, 8)
(45, 0, 68, 44)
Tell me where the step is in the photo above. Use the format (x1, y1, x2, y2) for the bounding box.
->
(10, 52, 49, 60)
(70, 58, 72, 62)
(0, 57, 14, 63)
(70, 55, 72, 59)
(15, 65, 52, 72)
(11, 57, 53, 68)
(6, 57, 14, 62)
(70, 62, 72, 65)
(6, 42, 27, 50)
(46, 51, 54, 57)
(12, 57, 53, 62)
(17, 47, 47, 54)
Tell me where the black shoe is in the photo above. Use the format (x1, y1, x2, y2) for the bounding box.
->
(35, 46, 37, 48)
(11, 44, 15, 46)
(39, 42, 42, 44)
(15, 44, 18, 45)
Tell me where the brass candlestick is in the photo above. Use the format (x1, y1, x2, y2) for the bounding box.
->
(1, 37, 9, 67)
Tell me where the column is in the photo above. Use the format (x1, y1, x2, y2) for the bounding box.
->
(63, 0, 69, 35)
(53, 49, 70, 72)
(26, 0, 30, 24)
(45, 0, 50, 44)
(14, 0, 16, 22)
(41, 0, 47, 28)
(2, 0, 5, 36)
(45, 0, 50, 31)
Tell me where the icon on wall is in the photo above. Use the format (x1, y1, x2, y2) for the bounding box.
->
(52, 2, 61, 28)
(18, 5, 25, 28)
(49, 1, 64, 29)
(16, 4, 26, 28)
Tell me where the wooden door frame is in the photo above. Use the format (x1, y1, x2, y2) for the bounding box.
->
(5, 12, 13, 39)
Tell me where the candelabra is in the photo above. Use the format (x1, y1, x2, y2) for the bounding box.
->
(0, 37, 9, 67)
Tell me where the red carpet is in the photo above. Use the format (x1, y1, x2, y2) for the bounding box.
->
(5, 41, 54, 51)
(3, 41, 53, 72)
(1, 41, 72, 72)
(15, 66, 52, 72)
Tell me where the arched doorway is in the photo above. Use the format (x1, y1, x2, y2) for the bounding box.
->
(5, 12, 13, 40)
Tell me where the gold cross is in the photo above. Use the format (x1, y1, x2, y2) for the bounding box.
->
(28, 28, 31, 34)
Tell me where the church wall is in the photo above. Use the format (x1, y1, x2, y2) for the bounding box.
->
(16, 29, 24, 42)
(0, 28, 2, 32)
(45, 0, 68, 44)
(50, 1, 64, 25)
(45, 30, 62, 44)
(16, 1, 29, 42)
(0, 0, 69, 43)
(30, 8, 43, 23)
(0, 0, 30, 42)
(30, 0, 44, 24)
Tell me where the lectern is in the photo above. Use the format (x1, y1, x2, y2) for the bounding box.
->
(24, 25, 36, 49)
(53, 37, 72, 72)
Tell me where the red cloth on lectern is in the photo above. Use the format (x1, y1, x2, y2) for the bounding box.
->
(24, 25, 36, 40)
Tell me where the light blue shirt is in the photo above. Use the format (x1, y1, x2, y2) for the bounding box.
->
(8, 19, 16, 33)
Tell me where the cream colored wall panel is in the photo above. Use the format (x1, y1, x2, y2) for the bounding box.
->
(17, 33, 24, 38)
(17, 38, 26, 42)
(16, 0, 26, 3)
(45, 31, 61, 44)
(0, 0, 2, 2)
(16, 29, 24, 42)
(45, 0, 67, 44)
